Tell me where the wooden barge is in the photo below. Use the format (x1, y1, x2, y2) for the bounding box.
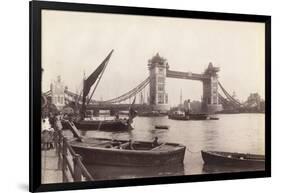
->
(69, 138, 186, 167)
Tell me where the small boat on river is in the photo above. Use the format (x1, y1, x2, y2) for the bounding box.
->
(209, 117, 219, 120)
(201, 150, 265, 168)
(70, 137, 186, 166)
(154, 125, 169, 130)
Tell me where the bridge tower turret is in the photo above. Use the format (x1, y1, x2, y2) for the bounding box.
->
(148, 53, 170, 112)
(202, 63, 223, 113)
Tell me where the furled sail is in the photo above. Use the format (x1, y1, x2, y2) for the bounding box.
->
(81, 49, 114, 116)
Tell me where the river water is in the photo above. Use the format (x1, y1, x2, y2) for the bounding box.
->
(76, 113, 265, 180)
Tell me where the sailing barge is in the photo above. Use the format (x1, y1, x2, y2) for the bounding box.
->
(201, 150, 265, 168)
(73, 50, 136, 131)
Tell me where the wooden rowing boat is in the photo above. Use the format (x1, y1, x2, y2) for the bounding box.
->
(69, 138, 186, 167)
(201, 150, 265, 168)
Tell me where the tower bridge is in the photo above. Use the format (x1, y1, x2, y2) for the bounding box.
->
(45, 53, 244, 114)
(148, 53, 222, 113)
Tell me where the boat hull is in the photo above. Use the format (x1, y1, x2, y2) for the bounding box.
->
(87, 163, 184, 180)
(138, 112, 167, 117)
(70, 138, 186, 167)
(201, 150, 265, 168)
(72, 120, 131, 131)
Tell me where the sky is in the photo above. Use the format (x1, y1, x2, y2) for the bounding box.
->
(42, 10, 265, 106)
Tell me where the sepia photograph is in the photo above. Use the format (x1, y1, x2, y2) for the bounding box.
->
(31, 1, 270, 191)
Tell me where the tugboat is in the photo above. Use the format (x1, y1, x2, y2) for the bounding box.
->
(73, 50, 136, 131)
(168, 99, 210, 120)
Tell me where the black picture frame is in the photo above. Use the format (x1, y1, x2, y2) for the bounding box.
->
(30, 0, 271, 192)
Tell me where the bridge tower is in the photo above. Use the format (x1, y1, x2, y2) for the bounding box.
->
(202, 63, 223, 113)
(148, 53, 170, 112)
(50, 75, 65, 110)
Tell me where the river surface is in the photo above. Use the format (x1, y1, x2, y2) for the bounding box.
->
(74, 113, 265, 180)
